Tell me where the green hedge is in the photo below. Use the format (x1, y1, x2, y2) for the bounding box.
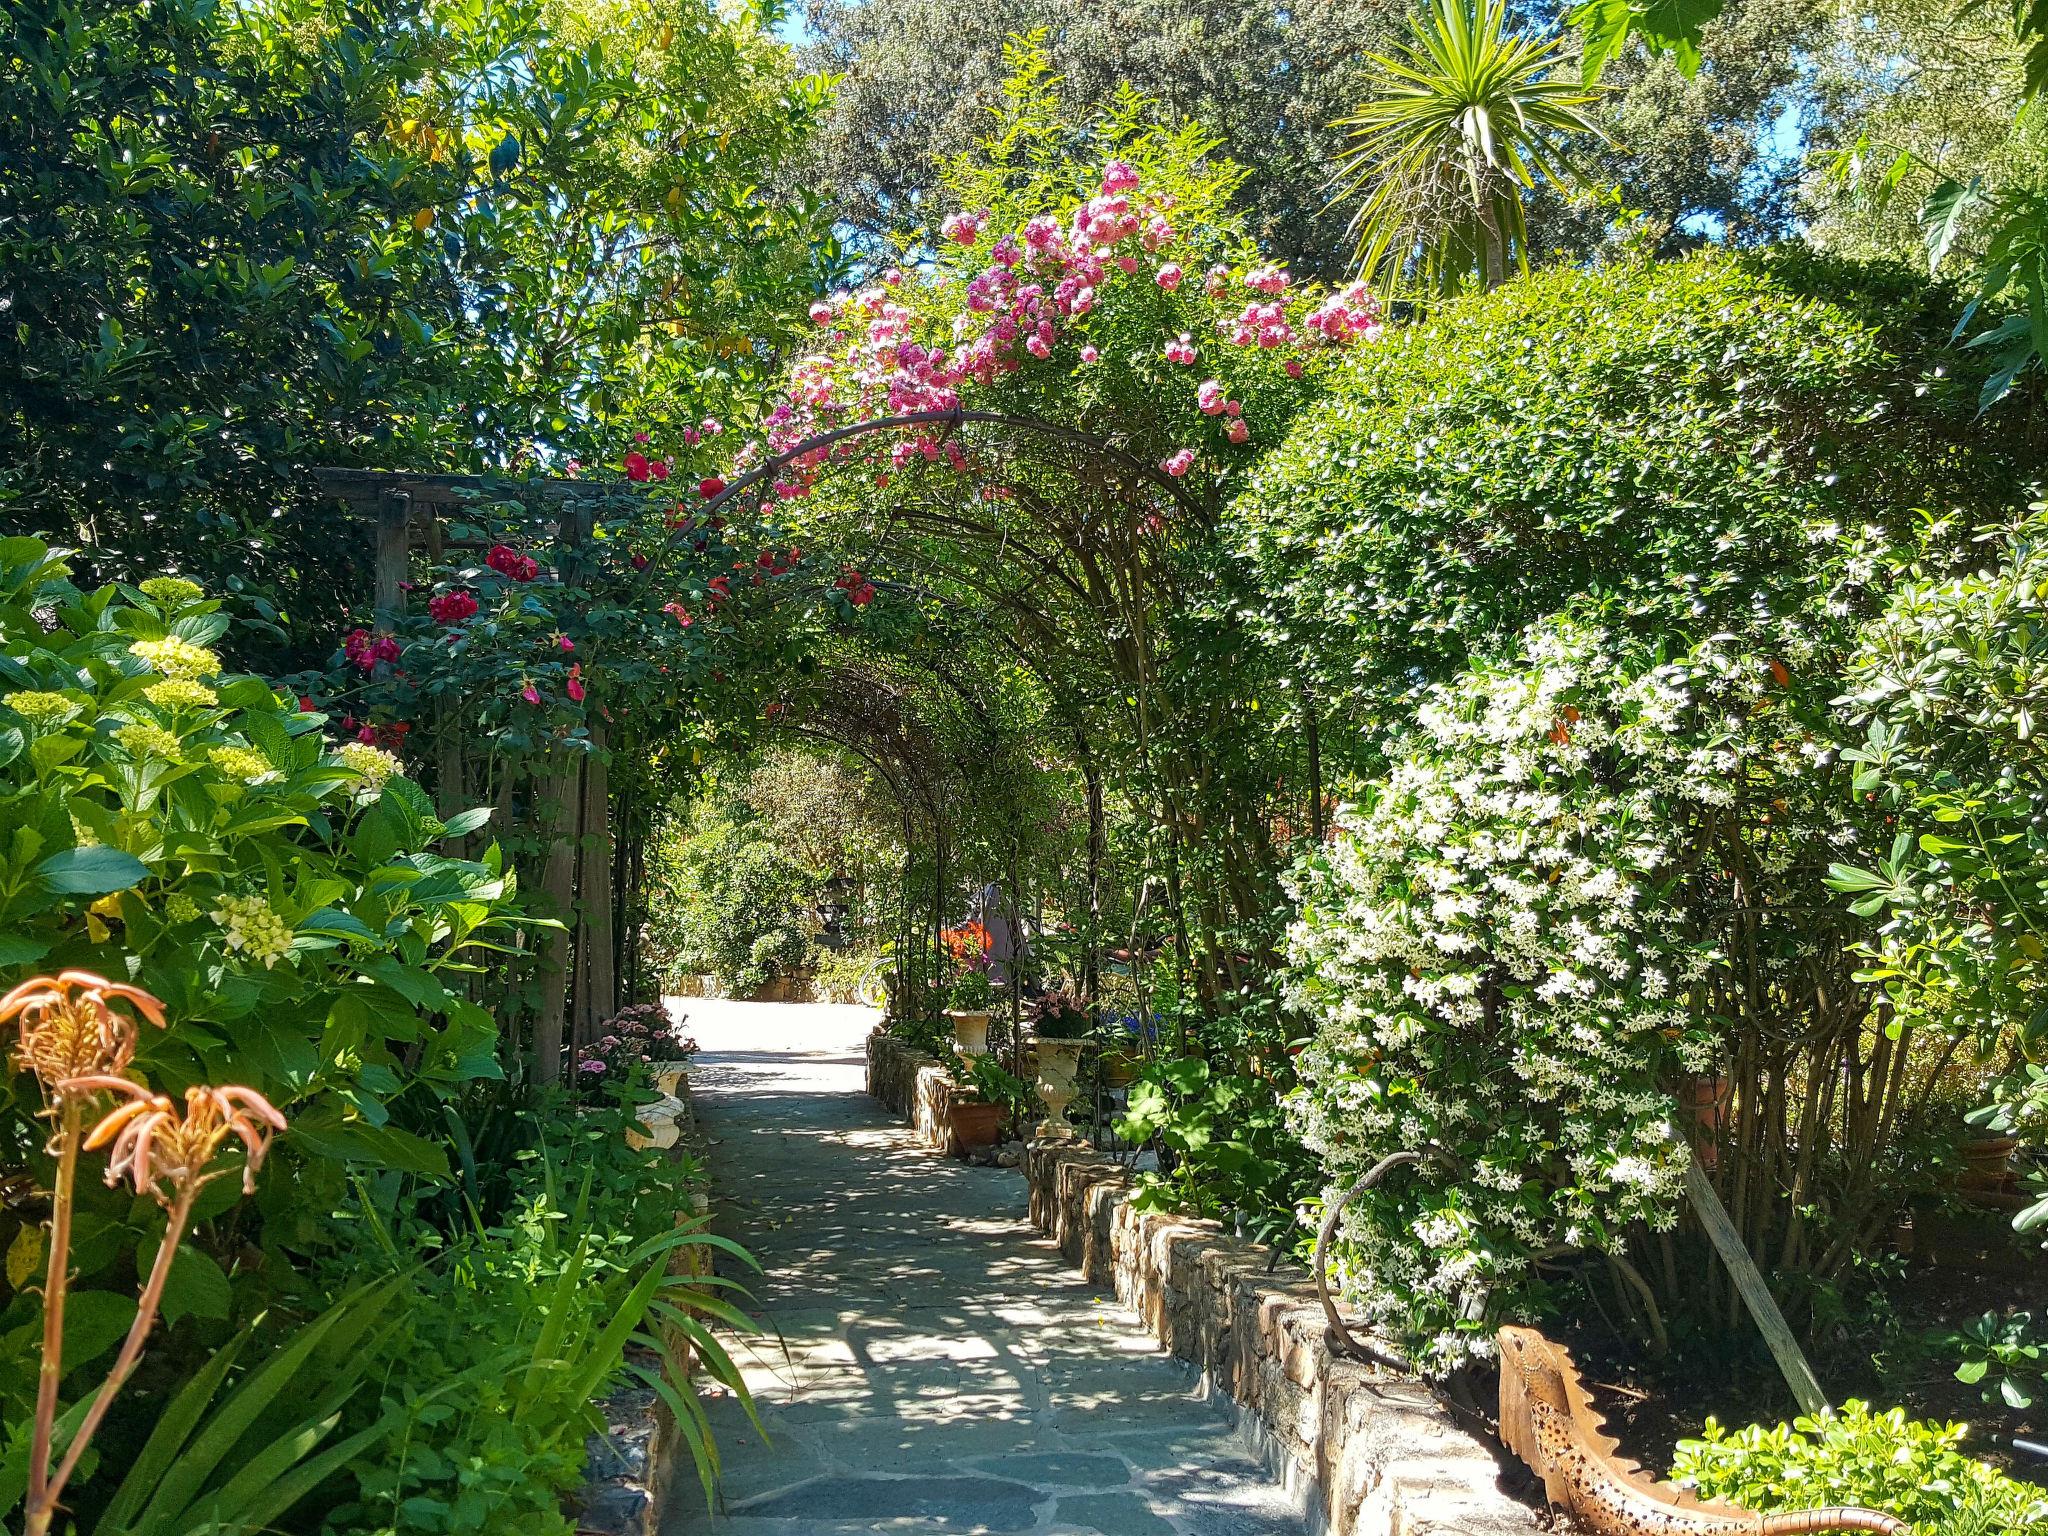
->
(1232, 249, 2034, 764)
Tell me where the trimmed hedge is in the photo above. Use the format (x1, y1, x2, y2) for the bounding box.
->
(1232, 249, 2036, 765)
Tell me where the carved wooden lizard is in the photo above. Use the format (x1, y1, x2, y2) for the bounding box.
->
(1497, 1326, 1909, 1536)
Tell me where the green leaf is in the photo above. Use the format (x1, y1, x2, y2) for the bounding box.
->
(36, 845, 147, 895)
(155, 1244, 234, 1326)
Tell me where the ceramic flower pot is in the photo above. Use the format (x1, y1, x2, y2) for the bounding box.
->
(948, 1097, 1005, 1154)
(1032, 1036, 1088, 1138)
(947, 1009, 992, 1059)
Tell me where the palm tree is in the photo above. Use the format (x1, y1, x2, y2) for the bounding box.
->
(1330, 0, 1609, 295)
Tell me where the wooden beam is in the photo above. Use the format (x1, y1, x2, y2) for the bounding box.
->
(1683, 1155, 1829, 1415)
(373, 492, 410, 632)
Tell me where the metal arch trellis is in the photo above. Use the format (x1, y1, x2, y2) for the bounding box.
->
(623, 405, 1209, 604)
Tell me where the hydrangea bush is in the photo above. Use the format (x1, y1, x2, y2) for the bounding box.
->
(0, 538, 532, 1272)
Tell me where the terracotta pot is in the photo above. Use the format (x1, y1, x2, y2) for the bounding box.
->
(1678, 1073, 1729, 1171)
(1959, 1134, 2021, 1194)
(1099, 1048, 1142, 1089)
(948, 1098, 1005, 1153)
(947, 1009, 992, 1058)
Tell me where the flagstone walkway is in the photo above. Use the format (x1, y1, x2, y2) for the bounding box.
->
(659, 999, 1309, 1536)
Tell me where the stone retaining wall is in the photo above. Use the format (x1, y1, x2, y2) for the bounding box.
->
(866, 1027, 968, 1153)
(1025, 1141, 1541, 1536)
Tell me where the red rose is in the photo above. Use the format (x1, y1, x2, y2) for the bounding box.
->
(699, 477, 725, 499)
(624, 452, 652, 482)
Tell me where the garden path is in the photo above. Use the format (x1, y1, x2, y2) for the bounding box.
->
(658, 998, 1308, 1536)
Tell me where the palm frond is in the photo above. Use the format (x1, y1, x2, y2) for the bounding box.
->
(1329, 0, 1609, 296)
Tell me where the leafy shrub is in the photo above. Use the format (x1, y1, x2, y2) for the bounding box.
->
(1234, 249, 2030, 756)
(0, 540, 529, 1314)
(323, 1095, 756, 1534)
(1673, 1402, 2048, 1536)
(1827, 503, 2048, 1240)
(651, 814, 819, 996)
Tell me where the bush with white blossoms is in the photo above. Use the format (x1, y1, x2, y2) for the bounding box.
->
(1285, 615, 1869, 1370)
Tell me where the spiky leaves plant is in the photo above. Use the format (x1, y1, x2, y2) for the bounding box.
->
(1331, 0, 1609, 295)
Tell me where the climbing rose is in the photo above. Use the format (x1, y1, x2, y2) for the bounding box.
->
(1079, 345, 1099, 364)
(624, 451, 652, 481)
(566, 663, 586, 702)
(1197, 379, 1226, 415)
(1156, 263, 1183, 290)
(486, 544, 539, 582)
(1246, 263, 1291, 295)
(1101, 160, 1139, 194)
(809, 301, 834, 326)
(556, 634, 574, 652)
(428, 590, 478, 625)
(1163, 335, 1197, 366)
(1226, 417, 1251, 445)
(699, 476, 726, 499)
(520, 681, 541, 705)
(941, 209, 988, 246)
(664, 603, 693, 627)
(1161, 449, 1196, 477)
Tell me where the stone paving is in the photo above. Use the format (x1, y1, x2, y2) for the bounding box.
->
(659, 999, 1309, 1536)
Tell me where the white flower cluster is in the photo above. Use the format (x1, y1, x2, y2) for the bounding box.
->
(1283, 617, 1853, 1371)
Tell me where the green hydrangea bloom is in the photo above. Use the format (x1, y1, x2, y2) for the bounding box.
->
(143, 678, 218, 711)
(115, 721, 184, 762)
(138, 576, 204, 605)
(128, 635, 220, 680)
(7, 690, 78, 727)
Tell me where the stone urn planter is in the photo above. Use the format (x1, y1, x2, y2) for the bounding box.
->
(947, 1009, 993, 1059)
(948, 1097, 1005, 1154)
(646, 1059, 692, 1098)
(1031, 1036, 1089, 1138)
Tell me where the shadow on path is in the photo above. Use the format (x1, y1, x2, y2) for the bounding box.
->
(657, 998, 1309, 1536)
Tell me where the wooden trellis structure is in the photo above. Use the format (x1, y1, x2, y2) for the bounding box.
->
(310, 467, 629, 1085)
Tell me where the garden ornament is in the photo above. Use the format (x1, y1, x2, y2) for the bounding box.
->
(1496, 1325, 1908, 1536)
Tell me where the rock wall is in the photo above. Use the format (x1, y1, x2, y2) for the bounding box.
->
(865, 1027, 962, 1153)
(1024, 1141, 1542, 1536)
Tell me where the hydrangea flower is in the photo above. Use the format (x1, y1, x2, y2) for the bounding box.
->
(128, 636, 220, 680)
(8, 690, 77, 727)
(211, 893, 295, 968)
(208, 745, 276, 784)
(114, 722, 183, 762)
(336, 741, 401, 792)
(137, 576, 204, 605)
(163, 892, 201, 925)
(143, 679, 218, 711)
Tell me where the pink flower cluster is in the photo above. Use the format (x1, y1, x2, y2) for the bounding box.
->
(716, 159, 1395, 509)
(343, 628, 401, 673)
(1304, 281, 1384, 345)
(941, 207, 990, 246)
(1226, 300, 1294, 349)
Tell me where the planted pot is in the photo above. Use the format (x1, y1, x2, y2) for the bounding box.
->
(1032, 1035, 1089, 1139)
(1099, 1048, 1142, 1090)
(947, 1009, 993, 1059)
(948, 1097, 1005, 1153)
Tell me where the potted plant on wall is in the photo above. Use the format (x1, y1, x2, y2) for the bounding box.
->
(942, 921, 997, 1057)
(1027, 988, 1092, 1138)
